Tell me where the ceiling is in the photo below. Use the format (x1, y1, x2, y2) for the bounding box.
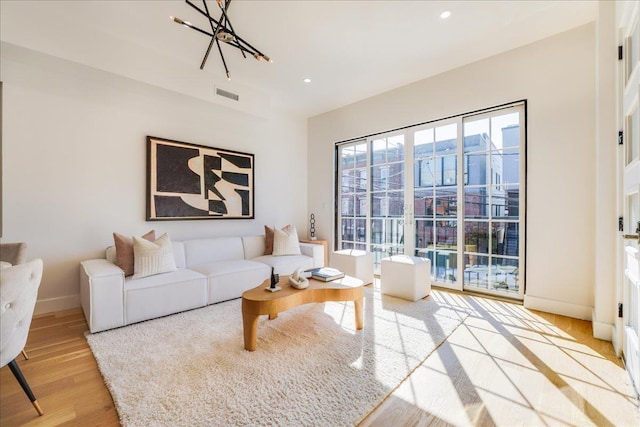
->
(0, 1, 597, 118)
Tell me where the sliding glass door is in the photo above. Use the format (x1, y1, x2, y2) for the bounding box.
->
(338, 134, 407, 270)
(413, 121, 460, 289)
(370, 134, 406, 267)
(336, 102, 525, 299)
(462, 108, 523, 297)
(338, 142, 368, 251)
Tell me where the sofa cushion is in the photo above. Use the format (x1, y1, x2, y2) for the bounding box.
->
(171, 242, 187, 270)
(132, 233, 177, 279)
(184, 238, 244, 267)
(241, 235, 265, 260)
(113, 230, 155, 276)
(189, 259, 268, 278)
(124, 269, 207, 325)
(191, 260, 271, 304)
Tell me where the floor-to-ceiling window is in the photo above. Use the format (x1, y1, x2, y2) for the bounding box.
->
(336, 102, 525, 299)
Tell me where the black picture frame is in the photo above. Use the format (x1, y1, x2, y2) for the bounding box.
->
(146, 136, 254, 221)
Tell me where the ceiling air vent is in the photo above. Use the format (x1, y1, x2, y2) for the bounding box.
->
(215, 88, 239, 102)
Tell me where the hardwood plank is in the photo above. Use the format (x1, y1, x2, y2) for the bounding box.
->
(2, 292, 638, 427)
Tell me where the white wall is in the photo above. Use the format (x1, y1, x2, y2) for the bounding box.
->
(0, 42, 308, 314)
(308, 24, 597, 319)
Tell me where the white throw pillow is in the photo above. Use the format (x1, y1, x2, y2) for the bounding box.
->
(132, 233, 178, 279)
(272, 225, 301, 256)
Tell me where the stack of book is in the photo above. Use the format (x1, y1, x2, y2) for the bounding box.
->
(305, 267, 345, 282)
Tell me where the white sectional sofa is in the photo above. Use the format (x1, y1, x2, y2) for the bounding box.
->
(80, 235, 324, 333)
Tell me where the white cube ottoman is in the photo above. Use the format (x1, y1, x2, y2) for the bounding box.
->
(331, 249, 374, 285)
(380, 255, 431, 301)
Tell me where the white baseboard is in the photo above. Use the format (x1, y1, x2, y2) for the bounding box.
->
(591, 310, 614, 341)
(34, 294, 81, 315)
(523, 294, 592, 321)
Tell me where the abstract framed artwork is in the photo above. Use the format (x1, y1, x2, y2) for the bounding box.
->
(146, 136, 254, 220)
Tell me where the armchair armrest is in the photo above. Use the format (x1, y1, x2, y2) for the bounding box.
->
(80, 259, 125, 333)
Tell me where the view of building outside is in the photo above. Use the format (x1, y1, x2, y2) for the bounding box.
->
(339, 142, 368, 249)
(413, 124, 520, 292)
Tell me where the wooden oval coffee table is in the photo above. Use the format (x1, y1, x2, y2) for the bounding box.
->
(241, 275, 364, 351)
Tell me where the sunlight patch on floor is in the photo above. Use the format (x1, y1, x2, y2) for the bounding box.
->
(394, 353, 469, 426)
(365, 292, 640, 426)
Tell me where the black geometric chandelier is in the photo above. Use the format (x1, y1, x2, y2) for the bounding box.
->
(170, 0, 272, 80)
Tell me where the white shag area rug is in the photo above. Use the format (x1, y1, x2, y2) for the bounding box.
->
(86, 285, 469, 427)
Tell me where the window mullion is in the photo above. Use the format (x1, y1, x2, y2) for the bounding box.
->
(456, 116, 465, 290)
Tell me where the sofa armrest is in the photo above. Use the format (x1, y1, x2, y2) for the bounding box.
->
(299, 243, 325, 268)
(80, 259, 125, 333)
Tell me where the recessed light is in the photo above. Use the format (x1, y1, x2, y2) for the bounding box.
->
(440, 10, 451, 19)
(303, 78, 311, 83)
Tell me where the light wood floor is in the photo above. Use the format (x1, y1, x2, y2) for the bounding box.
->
(1, 290, 638, 427)
(0, 309, 119, 427)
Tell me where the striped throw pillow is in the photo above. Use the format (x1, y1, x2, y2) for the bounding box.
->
(272, 225, 301, 256)
(132, 233, 177, 279)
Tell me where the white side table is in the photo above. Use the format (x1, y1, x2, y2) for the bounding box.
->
(380, 255, 431, 301)
(331, 249, 374, 285)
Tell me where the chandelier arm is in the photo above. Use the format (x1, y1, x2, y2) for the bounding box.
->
(214, 0, 246, 59)
(223, 40, 260, 56)
(184, 0, 269, 61)
(231, 28, 266, 57)
(202, 0, 222, 36)
(223, 39, 258, 56)
(221, 5, 226, 29)
(228, 33, 269, 61)
(186, 0, 224, 30)
(215, 38, 231, 80)
(174, 16, 257, 58)
(181, 20, 215, 38)
(202, 0, 229, 65)
(200, 37, 215, 70)
(202, 0, 216, 33)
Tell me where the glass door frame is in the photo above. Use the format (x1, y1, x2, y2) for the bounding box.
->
(335, 140, 369, 253)
(335, 101, 526, 300)
(368, 130, 408, 271)
(460, 105, 526, 300)
(410, 116, 463, 291)
(617, 0, 640, 396)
